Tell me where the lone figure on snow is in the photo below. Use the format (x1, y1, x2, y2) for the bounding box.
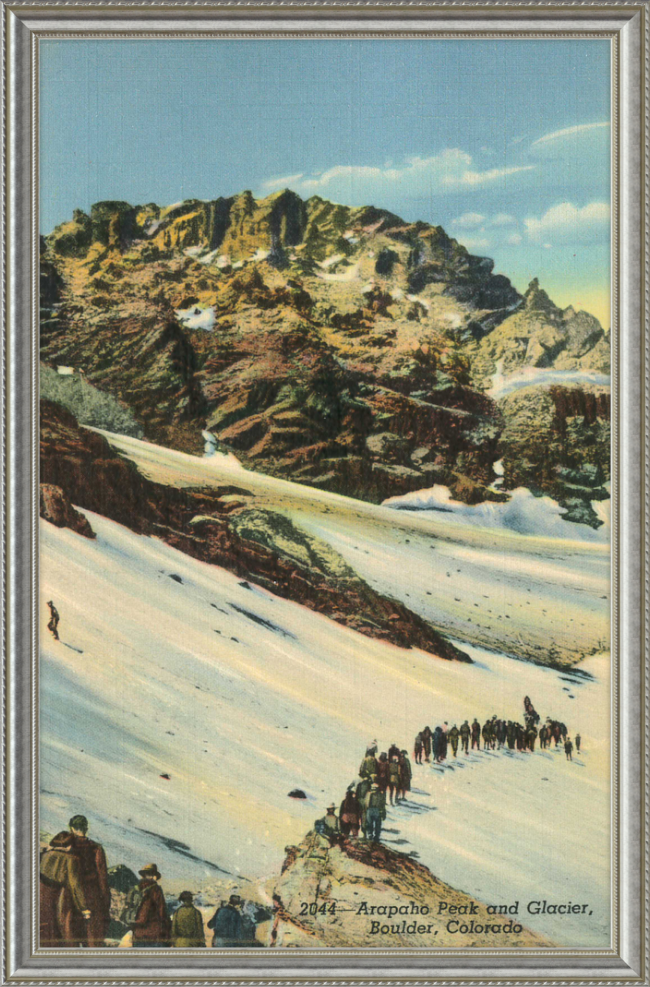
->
(47, 600, 60, 641)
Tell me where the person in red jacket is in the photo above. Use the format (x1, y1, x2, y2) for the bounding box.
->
(131, 864, 171, 947)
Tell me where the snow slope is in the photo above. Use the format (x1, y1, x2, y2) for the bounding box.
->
(95, 430, 610, 668)
(383, 484, 610, 544)
(40, 510, 610, 947)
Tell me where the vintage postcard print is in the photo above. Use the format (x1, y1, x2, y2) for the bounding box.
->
(37, 36, 613, 953)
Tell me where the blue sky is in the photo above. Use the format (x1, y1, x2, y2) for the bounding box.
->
(40, 39, 611, 325)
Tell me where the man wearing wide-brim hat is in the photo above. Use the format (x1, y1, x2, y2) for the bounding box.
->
(131, 864, 171, 947)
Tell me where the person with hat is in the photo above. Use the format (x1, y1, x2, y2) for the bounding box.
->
(171, 891, 206, 948)
(321, 803, 340, 843)
(207, 894, 243, 947)
(46, 600, 60, 640)
(363, 782, 386, 842)
(131, 864, 171, 947)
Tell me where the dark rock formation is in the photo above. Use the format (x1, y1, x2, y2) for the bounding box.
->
(40, 399, 469, 661)
(39, 482, 95, 538)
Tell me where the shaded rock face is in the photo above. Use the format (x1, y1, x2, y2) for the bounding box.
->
(40, 191, 609, 521)
(40, 399, 469, 661)
(39, 483, 95, 538)
(498, 384, 610, 528)
(271, 831, 549, 948)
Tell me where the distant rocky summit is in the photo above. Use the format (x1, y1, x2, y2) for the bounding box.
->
(40, 190, 610, 526)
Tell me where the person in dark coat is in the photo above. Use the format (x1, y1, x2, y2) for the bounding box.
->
(65, 814, 111, 947)
(459, 721, 471, 754)
(527, 726, 538, 752)
(39, 814, 110, 948)
(539, 725, 547, 749)
(471, 719, 481, 750)
(432, 726, 442, 763)
(339, 789, 361, 837)
(575, 732, 581, 753)
(448, 725, 460, 758)
(132, 864, 171, 947)
(564, 737, 574, 761)
(387, 742, 400, 760)
(437, 727, 447, 763)
(40, 832, 90, 947)
(422, 726, 432, 762)
(208, 894, 243, 947)
(376, 753, 390, 793)
(171, 892, 205, 947)
(47, 600, 60, 640)
(414, 733, 423, 764)
(398, 750, 412, 799)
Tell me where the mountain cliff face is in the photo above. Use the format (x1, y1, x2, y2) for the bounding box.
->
(40, 190, 610, 524)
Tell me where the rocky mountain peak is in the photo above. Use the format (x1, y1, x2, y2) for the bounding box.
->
(524, 278, 561, 319)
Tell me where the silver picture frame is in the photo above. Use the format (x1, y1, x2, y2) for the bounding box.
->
(3, 2, 647, 982)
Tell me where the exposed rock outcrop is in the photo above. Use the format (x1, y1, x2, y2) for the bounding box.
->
(40, 399, 469, 661)
(39, 482, 95, 538)
(271, 831, 550, 948)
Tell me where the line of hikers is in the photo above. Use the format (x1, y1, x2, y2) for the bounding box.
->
(414, 700, 580, 764)
(314, 742, 413, 846)
(39, 814, 261, 948)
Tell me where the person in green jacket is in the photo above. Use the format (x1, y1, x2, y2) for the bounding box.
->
(448, 725, 460, 758)
(171, 891, 205, 947)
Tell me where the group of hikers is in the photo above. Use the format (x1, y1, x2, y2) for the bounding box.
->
(39, 814, 260, 948)
(315, 742, 413, 845)
(414, 697, 580, 764)
(314, 696, 581, 850)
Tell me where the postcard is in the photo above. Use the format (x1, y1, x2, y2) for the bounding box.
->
(37, 35, 612, 953)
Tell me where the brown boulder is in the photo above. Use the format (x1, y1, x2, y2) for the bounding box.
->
(39, 483, 95, 538)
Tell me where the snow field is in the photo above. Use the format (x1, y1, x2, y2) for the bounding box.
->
(40, 509, 610, 947)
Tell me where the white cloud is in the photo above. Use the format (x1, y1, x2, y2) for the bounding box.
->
(507, 232, 523, 246)
(452, 212, 485, 229)
(261, 172, 305, 190)
(260, 149, 535, 200)
(531, 121, 610, 149)
(447, 165, 534, 187)
(458, 235, 491, 252)
(490, 212, 516, 226)
(524, 201, 610, 245)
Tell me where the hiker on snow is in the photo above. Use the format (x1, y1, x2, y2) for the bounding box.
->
(47, 600, 60, 640)
(363, 782, 386, 841)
